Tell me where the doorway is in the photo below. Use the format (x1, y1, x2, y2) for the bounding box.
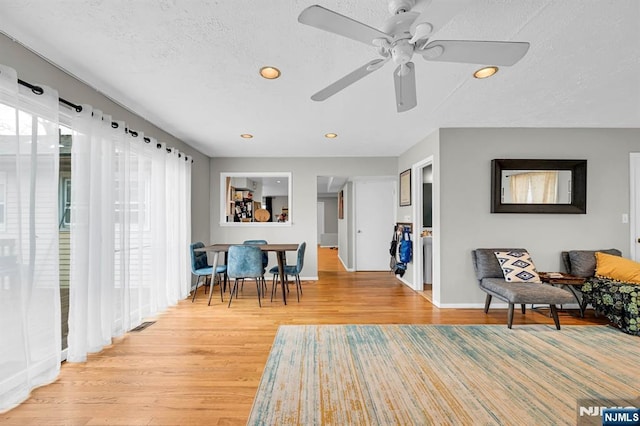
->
(317, 176, 345, 250)
(411, 156, 434, 295)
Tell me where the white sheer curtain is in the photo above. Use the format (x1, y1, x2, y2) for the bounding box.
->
(510, 171, 559, 203)
(68, 107, 192, 362)
(0, 65, 61, 411)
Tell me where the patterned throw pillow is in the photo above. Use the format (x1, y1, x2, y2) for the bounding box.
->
(494, 251, 541, 283)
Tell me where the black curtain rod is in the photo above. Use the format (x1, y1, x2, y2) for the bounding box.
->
(18, 78, 83, 112)
(16, 77, 192, 162)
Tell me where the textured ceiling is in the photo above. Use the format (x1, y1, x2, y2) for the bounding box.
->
(1, 0, 638, 157)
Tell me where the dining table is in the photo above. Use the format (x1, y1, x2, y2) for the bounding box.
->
(195, 243, 300, 306)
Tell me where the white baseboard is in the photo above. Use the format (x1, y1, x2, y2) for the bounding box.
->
(338, 255, 355, 272)
(395, 275, 412, 288)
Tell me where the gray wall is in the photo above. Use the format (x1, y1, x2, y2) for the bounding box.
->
(438, 128, 640, 305)
(318, 196, 338, 234)
(337, 182, 353, 270)
(0, 34, 211, 244)
(210, 157, 396, 277)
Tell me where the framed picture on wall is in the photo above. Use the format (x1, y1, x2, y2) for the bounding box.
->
(338, 190, 344, 219)
(399, 169, 411, 206)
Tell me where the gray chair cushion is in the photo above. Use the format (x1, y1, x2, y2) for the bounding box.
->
(480, 278, 574, 304)
(566, 249, 622, 277)
(472, 248, 528, 280)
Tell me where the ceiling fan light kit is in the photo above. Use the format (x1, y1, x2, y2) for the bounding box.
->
(298, 1, 530, 113)
(474, 66, 499, 79)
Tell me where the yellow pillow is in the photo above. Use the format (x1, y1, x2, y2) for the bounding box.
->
(595, 252, 640, 284)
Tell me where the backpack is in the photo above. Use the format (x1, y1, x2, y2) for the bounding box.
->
(399, 228, 412, 264)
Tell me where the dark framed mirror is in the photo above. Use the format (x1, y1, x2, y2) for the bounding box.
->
(491, 159, 587, 213)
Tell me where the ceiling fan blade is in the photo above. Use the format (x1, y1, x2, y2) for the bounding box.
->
(418, 40, 530, 66)
(299, 5, 391, 46)
(311, 58, 388, 102)
(393, 63, 417, 113)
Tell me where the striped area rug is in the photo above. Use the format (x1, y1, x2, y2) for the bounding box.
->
(248, 325, 640, 425)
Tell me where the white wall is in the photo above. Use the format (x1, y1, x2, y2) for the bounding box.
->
(210, 157, 396, 278)
(0, 34, 211, 244)
(438, 128, 640, 306)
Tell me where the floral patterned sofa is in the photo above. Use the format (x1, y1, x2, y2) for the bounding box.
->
(562, 249, 639, 335)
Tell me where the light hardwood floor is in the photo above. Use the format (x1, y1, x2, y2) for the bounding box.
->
(3, 246, 607, 425)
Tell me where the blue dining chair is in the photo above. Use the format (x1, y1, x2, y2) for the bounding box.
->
(227, 245, 264, 307)
(190, 242, 226, 303)
(243, 239, 268, 294)
(269, 242, 305, 303)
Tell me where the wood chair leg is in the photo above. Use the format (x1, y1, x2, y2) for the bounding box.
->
(507, 303, 514, 329)
(484, 294, 492, 313)
(550, 304, 561, 330)
(521, 304, 526, 314)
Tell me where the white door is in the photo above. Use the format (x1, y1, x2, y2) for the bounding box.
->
(355, 179, 395, 270)
(317, 202, 324, 244)
(630, 153, 640, 261)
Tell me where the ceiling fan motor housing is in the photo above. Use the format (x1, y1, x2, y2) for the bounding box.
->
(391, 39, 413, 64)
(388, 0, 415, 15)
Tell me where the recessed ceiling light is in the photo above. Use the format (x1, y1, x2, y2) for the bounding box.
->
(473, 66, 499, 79)
(325, 133, 338, 139)
(259, 66, 281, 79)
(240, 133, 253, 139)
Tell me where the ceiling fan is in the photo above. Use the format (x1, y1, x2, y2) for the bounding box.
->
(298, 0, 530, 112)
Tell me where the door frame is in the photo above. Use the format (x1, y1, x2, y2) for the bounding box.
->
(411, 156, 433, 292)
(353, 176, 396, 271)
(630, 153, 640, 261)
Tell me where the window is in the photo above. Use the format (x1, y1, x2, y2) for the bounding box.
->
(59, 124, 72, 229)
(0, 172, 5, 232)
(59, 177, 71, 228)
